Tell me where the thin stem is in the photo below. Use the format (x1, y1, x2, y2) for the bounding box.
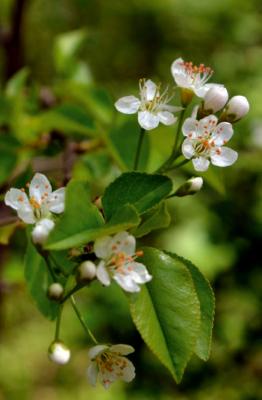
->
(55, 305, 63, 341)
(61, 283, 85, 304)
(171, 108, 186, 160)
(44, 256, 56, 281)
(134, 128, 145, 170)
(70, 295, 98, 344)
(165, 158, 191, 172)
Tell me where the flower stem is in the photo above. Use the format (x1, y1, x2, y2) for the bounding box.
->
(44, 256, 56, 281)
(165, 158, 191, 172)
(60, 283, 85, 304)
(55, 305, 63, 341)
(134, 128, 145, 170)
(70, 295, 98, 344)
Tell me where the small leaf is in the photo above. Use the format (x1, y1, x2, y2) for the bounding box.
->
(102, 172, 172, 220)
(5, 68, 30, 98)
(167, 252, 215, 361)
(24, 240, 59, 320)
(131, 202, 171, 238)
(129, 248, 200, 382)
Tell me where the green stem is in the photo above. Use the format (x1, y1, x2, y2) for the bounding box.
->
(134, 128, 145, 170)
(70, 295, 98, 344)
(55, 305, 63, 341)
(61, 283, 85, 304)
(44, 256, 56, 281)
(165, 158, 191, 172)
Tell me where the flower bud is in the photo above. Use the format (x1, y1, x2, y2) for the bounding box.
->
(48, 282, 64, 301)
(174, 177, 203, 197)
(32, 218, 55, 245)
(224, 95, 250, 121)
(77, 261, 97, 282)
(204, 86, 228, 113)
(48, 341, 71, 365)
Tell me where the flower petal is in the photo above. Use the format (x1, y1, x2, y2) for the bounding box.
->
(96, 261, 111, 286)
(29, 173, 52, 204)
(210, 147, 238, 167)
(192, 157, 210, 171)
(88, 345, 108, 361)
(171, 58, 191, 87)
(112, 231, 136, 256)
(32, 218, 55, 244)
(157, 111, 177, 126)
(121, 359, 136, 383)
(94, 236, 113, 259)
(87, 362, 98, 386)
(182, 139, 195, 159)
(47, 187, 65, 214)
(4, 188, 30, 211)
(138, 111, 159, 130)
(182, 118, 199, 137)
(114, 96, 140, 114)
(212, 122, 233, 146)
(144, 79, 157, 101)
(17, 206, 36, 224)
(113, 273, 140, 292)
(129, 262, 152, 284)
(109, 344, 135, 356)
(198, 115, 218, 135)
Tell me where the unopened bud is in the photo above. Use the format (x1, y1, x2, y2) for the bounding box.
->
(175, 177, 203, 197)
(32, 218, 55, 245)
(77, 261, 97, 282)
(48, 282, 64, 301)
(48, 341, 71, 365)
(204, 86, 228, 113)
(224, 95, 250, 122)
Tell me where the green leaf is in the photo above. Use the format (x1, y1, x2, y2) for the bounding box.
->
(129, 248, 200, 382)
(131, 202, 171, 238)
(167, 252, 215, 361)
(0, 135, 20, 185)
(24, 240, 59, 320)
(5, 68, 30, 98)
(107, 120, 149, 171)
(102, 172, 172, 220)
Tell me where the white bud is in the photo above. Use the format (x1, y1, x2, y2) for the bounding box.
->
(175, 177, 203, 197)
(204, 86, 228, 113)
(48, 283, 64, 300)
(32, 218, 55, 244)
(226, 95, 250, 121)
(78, 261, 97, 282)
(48, 341, 71, 365)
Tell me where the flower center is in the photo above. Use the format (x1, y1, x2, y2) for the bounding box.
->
(108, 250, 143, 274)
(97, 352, 127, 376)
(182, 61, 213, 85)
(139, 79, 173, 113)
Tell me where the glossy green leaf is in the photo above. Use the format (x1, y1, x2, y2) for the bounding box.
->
(131, 202, 171, 238)
(24, 240, 59, 320)
(167, 252, 215, 361)
(102, 172, 173, 220)
(129, 248, 200, 382)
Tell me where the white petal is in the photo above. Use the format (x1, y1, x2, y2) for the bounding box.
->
(112, 231, 136, 256)
(114, 96, 140, 114)
(157, 111, 177, 126)
(144, 79, 157, 101)
(210, 147, 238, 167)
(198, 115, 218, 135)
(96, 261, 111, 286)
(32, 218, 55, 244)
(171, 58, 191, 87)
(182, 139, 195, 159)
(212, 122, 233, 146)
(4, 188, 30, 211)
(159, 104, 183, 113)
(113, 273, 140, 293)
(87, 362, 98, 386)
(121, 359, 136, 383)
(138, 111, 159, 130)
(47, 187, 65, 213)
(129, 262, 152, 284)
(17, 206, 36, 224)
(182, 118, 198, 137)
(88, 345, 108, 361)
(49, 342, 71, 365)
(94, 236, 113, 259)
(192, 157, 210, 171)
(29, 173, 52, 204)
(109, 344, 135, 356)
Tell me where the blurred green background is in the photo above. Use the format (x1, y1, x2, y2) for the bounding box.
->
(0, 0, 261, 399)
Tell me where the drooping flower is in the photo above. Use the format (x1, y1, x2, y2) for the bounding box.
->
(181, 115, 238, 171)
(87, 344, 135, 389)
(93, 231, 152, 292)
(115, 79, 181, 130)
(171, 57, 222, 98)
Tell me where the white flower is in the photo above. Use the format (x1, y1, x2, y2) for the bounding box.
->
(115, 79, 181, 130)
(171, 57, 222, 98)
(204, 86, 229, 113)
(225, 95, 250, 121)
(32, 218, 55, 244)
(5, 173, 65, 224)
(181, 115, 238, 171)
(87, 344, 135, 389)
(48, 341, 71, 365)
(93, 231, 152, 293)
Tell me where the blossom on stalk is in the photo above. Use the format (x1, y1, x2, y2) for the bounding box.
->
(5, 173, 65, 243)
(115, 79, 181, 130)
(203, 86, 229, 113)
(171, 57, 222, 98)
(224, 95, 250, 122)
(87, 344, 135, 389)
(181, 115, 238, 171)
(93, 231, 152, 292)
(48, 341, 71, 365)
